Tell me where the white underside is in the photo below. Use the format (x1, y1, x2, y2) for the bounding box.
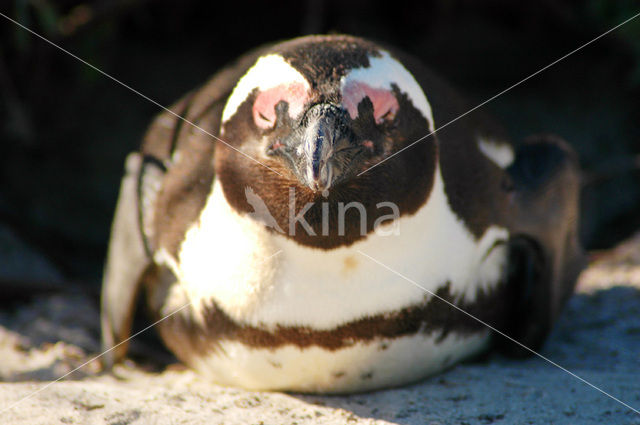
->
(158, 163, 508, 391)
(190, 331, 489, 393)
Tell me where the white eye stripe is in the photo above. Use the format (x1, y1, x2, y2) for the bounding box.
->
(222, 54, 310, 125)
(340, 51, 435, 131)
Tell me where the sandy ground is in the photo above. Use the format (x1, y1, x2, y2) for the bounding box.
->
(1, 233, 639, 424)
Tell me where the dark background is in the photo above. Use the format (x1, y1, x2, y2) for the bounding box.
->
(1, 0, 639, 287)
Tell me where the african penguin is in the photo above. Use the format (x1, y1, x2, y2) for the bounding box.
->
(101, 34, 585, 393)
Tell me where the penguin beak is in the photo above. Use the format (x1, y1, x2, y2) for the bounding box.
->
(300, 105, 340, 192)
(303, 124, 334, 191)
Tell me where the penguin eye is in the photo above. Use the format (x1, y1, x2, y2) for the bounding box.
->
(257, 111, 272, 124)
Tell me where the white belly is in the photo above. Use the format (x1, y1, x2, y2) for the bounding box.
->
(190, 331, 490, 393)
(161, 166, 508, 391)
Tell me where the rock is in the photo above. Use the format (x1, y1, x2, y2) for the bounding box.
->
(579, 231, 640, 291)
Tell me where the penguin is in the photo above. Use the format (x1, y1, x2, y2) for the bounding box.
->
(101, 34, 585, 393)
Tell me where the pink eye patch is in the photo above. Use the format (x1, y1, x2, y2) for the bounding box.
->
(341, 81, 399, 124)
(253, 82, 309, 129)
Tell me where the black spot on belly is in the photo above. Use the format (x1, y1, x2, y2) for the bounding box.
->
(333, 371, 346, 378)
(436, 329, 450, 343)
(378, 342, 389, 351)
(360, 371, 374, 380)
(268, 360, 282, 368)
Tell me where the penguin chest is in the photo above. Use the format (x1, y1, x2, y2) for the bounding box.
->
(164, 170, 509, 392)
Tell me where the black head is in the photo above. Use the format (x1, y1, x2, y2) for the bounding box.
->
(218, 36, 434, 192)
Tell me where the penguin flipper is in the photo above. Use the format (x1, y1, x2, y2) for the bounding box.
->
(101, 153, 153, 367)
(99, 58, 245, 366)
(496, 135, 586, 356)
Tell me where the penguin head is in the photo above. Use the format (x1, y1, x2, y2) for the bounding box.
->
(219, 35, 436, 194)
(216, 35, 438, 247)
